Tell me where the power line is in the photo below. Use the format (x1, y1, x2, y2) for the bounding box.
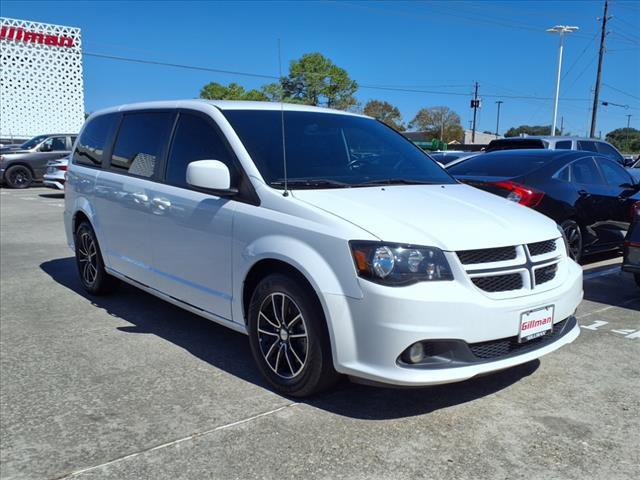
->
(84, 51, 595, 102)
(603, 82, 640, 101)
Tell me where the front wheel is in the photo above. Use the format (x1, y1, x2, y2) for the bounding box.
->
(247, 274, 339, 397)
(4, 165, 33, 189)
(75, 221, 118, 295)
(561, 219, 583, 262)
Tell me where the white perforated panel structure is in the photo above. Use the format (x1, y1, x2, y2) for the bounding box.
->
(0, 17, 84, 139)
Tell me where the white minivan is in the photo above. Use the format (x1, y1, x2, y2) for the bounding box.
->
(64, 100, 583, 396)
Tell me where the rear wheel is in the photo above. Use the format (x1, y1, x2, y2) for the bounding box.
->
(247, 274, 339, 397)
(561, 220, 583, 262)
(4, 165, 33, 189)
(75, 221, 118, 294)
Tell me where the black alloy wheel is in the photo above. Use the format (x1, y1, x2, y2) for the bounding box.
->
(5, 165, 33, 189)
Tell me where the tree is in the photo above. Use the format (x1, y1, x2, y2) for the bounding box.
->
(408, 106, 463, 142)
(199, 82, 267, 101)
(504, 125, 560, 137)
(281, 53, 358, 110)
(363, 100, 405, 131)
(606, 127, 640, 153)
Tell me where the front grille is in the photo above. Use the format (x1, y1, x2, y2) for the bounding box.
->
(535, 264, 558, 286)
(469, 319, 568, 359)
(528, 239, 557, 256)
(471, 273, 523, 292)
(457, 246, 517, 265)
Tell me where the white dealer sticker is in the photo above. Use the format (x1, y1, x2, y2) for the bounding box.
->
(519, 305, 554, 343)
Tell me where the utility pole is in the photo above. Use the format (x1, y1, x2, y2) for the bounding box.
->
(547, 25, 579, 136)
(495, 100, 503, 137)
(626, 114, 632, 151)
(590, 0, 609, 138)
(626, 114, 632, 129)
(560, 116, 564, 136)
(471, 82, 479, 143)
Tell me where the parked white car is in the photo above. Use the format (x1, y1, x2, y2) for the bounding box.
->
(43, 155, 69, 190)
(64, 100, 582, 396)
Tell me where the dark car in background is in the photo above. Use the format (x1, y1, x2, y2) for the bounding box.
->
(485, 136, 628, 166)
(0, 134, 76, 188)
(448, 149, 640, 262)
(622, 202, 640, 288)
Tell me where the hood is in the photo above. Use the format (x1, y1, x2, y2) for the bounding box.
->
(292, 184, 559, 251)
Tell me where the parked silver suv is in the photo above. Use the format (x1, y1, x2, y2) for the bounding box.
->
(486, 136, 627, 166)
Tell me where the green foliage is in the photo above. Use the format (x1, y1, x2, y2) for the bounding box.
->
(363, 100, 405, 131)
(280, 53, 358, 110)
(408, 106, 464, 143)
(504, 125, 560, 137)
(606, 127, 640, 153)
(199, 82, 267, 101)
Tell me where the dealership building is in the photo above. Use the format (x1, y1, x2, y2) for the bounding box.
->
(0, 17, 85, 142)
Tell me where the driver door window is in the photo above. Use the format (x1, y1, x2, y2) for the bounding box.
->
(41, 137, 67, 151)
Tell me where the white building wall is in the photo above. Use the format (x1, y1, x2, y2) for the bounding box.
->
(0, 17, 84, 139)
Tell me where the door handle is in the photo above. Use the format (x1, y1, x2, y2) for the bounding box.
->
(152, 197, 171, 210)
(131, 192, 148, 203)
(577, 189, 591, 198)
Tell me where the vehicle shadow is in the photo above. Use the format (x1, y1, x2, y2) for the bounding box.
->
(39, 192, 64, 199)
(41, 257, 540, 420)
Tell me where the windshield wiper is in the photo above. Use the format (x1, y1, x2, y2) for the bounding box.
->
(354, 178, 441, 186)
(270, 179, 352, 189)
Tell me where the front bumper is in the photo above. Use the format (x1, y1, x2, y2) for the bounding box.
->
(326, 258, 583, 386)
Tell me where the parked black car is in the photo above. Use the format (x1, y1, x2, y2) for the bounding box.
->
(622, 202, 640, 288)
(0, 134, 76, 188)
(447, 149, 640, 262)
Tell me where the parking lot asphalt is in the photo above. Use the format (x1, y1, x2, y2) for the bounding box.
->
(1, 187, 638, 480)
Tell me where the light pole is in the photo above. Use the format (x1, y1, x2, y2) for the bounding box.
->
(547, 25, 579, 136)
(495, 100, 503, 137)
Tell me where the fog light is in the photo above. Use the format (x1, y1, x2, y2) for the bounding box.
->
(406, 342, 425, 364)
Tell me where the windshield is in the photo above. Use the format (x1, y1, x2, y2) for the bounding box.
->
(223, 110, 455, 188)
(485, 139, 546, 152)
(447, 152, 553, 177)
(20, 135, 49, 149)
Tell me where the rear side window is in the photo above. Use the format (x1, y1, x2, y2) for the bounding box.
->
(570, 158, 604, 185)
(166, 113, 235, 188)
(577, 141, 598, 153)
(555, 140, 572, 149)
(447, 153, 552, 177)
(73, 114, 118, 167)
(110, 112, 174, 178)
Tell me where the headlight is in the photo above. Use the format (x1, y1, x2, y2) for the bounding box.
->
(350, 241, 453, 286)
(556, 224, 570, 257)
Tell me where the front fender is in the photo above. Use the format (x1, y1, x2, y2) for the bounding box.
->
(232, 235, 364, 368)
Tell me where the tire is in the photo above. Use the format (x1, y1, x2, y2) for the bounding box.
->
(247, 273, 339, 397)
(74, 221, 118, 295)
(4, 164, 33, 189)
(561, 219, 583, 263)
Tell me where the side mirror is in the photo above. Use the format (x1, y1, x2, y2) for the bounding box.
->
(39, 143, 52, 152)
(186, 160, 237, 196)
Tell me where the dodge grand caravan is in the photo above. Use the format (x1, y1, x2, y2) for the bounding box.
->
(64, 100, 583, 397)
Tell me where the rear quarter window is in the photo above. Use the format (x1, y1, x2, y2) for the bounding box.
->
(73, 114, 119, 167)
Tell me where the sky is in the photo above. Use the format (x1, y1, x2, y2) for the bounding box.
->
(2, 0, 639, 137)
